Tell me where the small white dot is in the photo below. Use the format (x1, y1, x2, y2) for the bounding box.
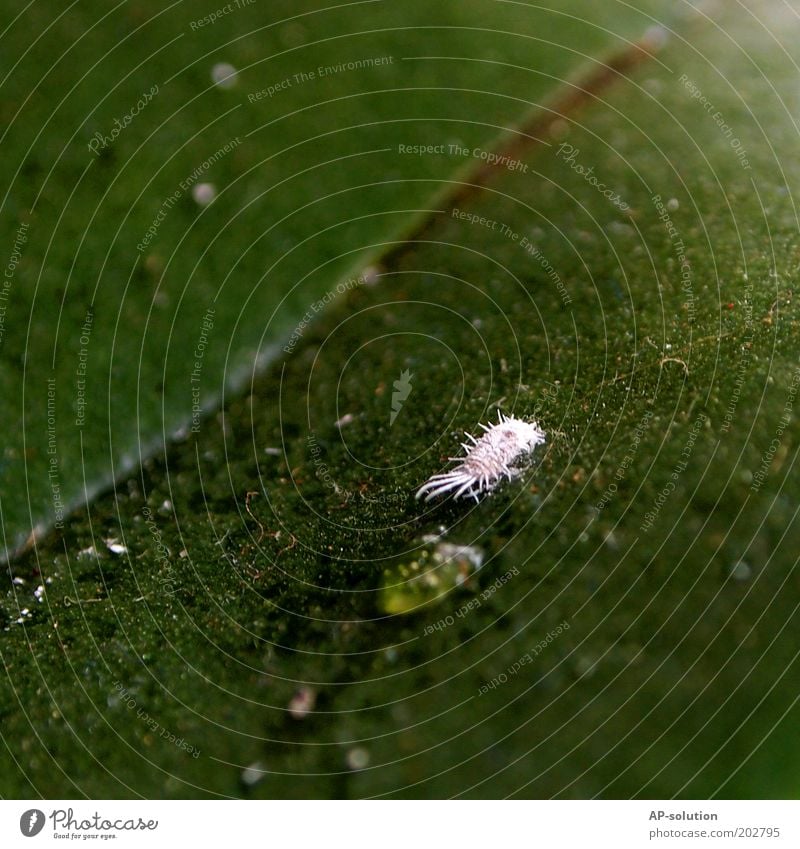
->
(241, 761, 267, 786)
(334, 413, 355, 429)
(730, 561, 752, 582)
(105, 539, 128, 555)
(287, 686, 316, 720)
(192, 183, 216, 206)
(211, 62, 238, 89)
(360, 265, 381, 286)
(642, 25, 669, 50)
(346, 747, 370, 770)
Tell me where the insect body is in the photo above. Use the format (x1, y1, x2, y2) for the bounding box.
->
(416, 412, 546, 502)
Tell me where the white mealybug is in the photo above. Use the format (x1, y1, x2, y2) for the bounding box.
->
(416, 411, 546, 502)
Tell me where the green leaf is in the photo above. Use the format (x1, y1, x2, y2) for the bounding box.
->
(4, 0, 799, 799)
(0, 0, 666, 557)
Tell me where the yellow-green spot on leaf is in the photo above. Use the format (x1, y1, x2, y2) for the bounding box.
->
(379, 543, 484, 615)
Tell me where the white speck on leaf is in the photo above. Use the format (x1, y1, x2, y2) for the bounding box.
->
(192, 182, 216, 206)
(211, 62, 238, 89)
(241, 761, 267, 786)
(287, 686, 316, 720)
(346, 747, 370, 770)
